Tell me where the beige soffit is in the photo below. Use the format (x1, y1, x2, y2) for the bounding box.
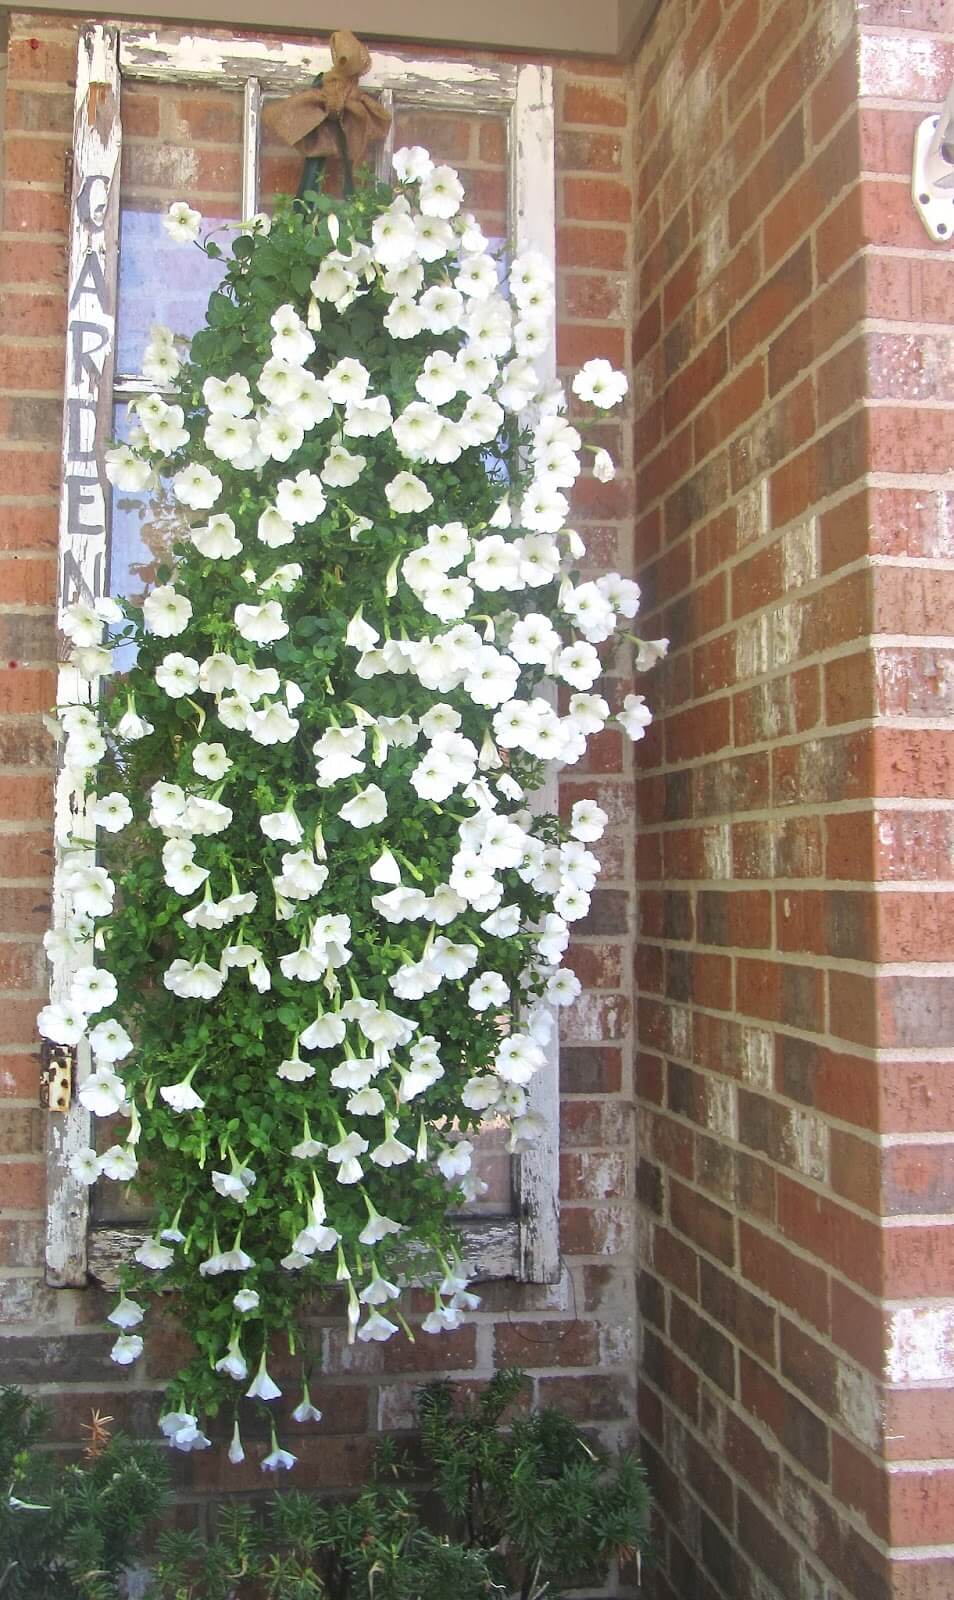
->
(25, 0, 657, 58)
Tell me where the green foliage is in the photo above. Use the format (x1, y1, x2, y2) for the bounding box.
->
(0, 1387, 169, 1600)
(145, 1372, 651, 1600)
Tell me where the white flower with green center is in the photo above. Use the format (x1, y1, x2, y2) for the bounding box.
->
(570, 799, 608, 842)
(173, 464, 222, 505)
(63, 863, 115, 919)
(246, 1351, 282, 1401)
(275, 470, 326, 525)
(203, 372, 253, 416)
(556, 641, 602, 691)
(162, 200, 201, 242)
(270, 302, 314, 364)
(419, 283, 463, 332)
(259, 408, 305, 463)
(572, 357, 628, 408)
(320, 442, 366, 487)
(78, 1066, 126, 1117)
(232, 663, 279, 702)
(419, 163, 464, 218)
(384, 296, 426, 340)
(88, 1017, 132, 1062)
(247, 699, 298, 743)
(155, 652, 199, 699)
(324, 356, 371, 405)
(70, 964, 117, 1015)
(370, 206, 418, 265)
(104, 444, 152, 491)
(101, 1143, 138, 1181)
(68, 1146, 103, 1184)
(327, 1130, 369, 1185)
(436, 1139, 473, 1179)
(414, 213, 454, 260)
(64, 727, 106, 768)
(204, 413, 254, 462)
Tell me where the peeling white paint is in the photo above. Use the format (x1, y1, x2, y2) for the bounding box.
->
(669, 1003, 692, 1059)
(737, 479, 769, 547)
(703, 821, 732, 880)
(769, 601, 803, 670)
(736, 613, 770, 680)
(782, 518, 819, 590)
(707, 1077, 738, 1141)
(836, 1362, 882, 1451)
(740, 1026, 773, 1090)
(886, 1304, 954, 1384)
(789, 1108, 829, 1183)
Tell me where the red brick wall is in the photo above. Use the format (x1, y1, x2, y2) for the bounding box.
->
(0, 9, 640, 1545)
(632, 0, 954, 1596)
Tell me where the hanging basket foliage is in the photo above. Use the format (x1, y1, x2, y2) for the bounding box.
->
(41, 146, 665, 1464)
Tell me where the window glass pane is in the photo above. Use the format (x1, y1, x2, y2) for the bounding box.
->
(108, 403, 183, 612)
(117, 83, 244, 375)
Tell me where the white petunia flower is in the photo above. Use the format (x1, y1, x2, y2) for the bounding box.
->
(100, 1143, 138, 1181)
(572, 358, 628, 408)
(88, 790, 133, 835)
(191, 741, 232, 781)
(110, 1334, 143, 1365)
(437, 1140, 473, 1180)
(325, 357, 371, 405)
(259, 408, 305, 462)
(571, 799, 609, 841)
(597, 572, 640, 617)
(155, 652, 200, 699)
(37, 1001, 86, 1046)
(68, 1146, 103, 1184)
(343, 394, 393, 437)
(89, 1017, 133, 1062)
(143, 585, 192, 638)
(339, 785, 387, 828)
(321, 442, 366, 487)
(556, 641, 602, 690)
(385, 471, 433, 514)
(108, 1294, 144, 1329)
(234, 601, 288, 644)
(276, 470, 326, 526)
(173, 462, 222, 508)
(371, 206, 418, 265)
(618, 693, 654, 740)
(270, 302, 315, 364)
(634, 636, 670, 671)
(104, 445, 152, 492)
(420, 164, 464, 218)
(467, 971, 509, 1011)
(393, 144, 433, 183)
(246, 1352, 282, 1402)
(160, 1075, 205, 1112)
(461, 1075, 502, 1111)
(546, 968, 582, 1006)
(260, 805, 303, 843)
(204, 413, 253, 462)
(71, 964, 118, 1015)
(464, 646, 520, 708)
(593, 448, 616, 483)
(78, 1066, 126, 1118)
(162, 200, 201, 243)
(203, 373, 253, 416)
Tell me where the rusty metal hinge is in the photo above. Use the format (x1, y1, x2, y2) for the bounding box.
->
(40, 1040, 75, 1111)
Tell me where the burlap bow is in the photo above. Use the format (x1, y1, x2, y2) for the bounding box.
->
(264, 30, 391, 170)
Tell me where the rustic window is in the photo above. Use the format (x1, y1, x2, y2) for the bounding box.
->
(47, 21, 560, 1292)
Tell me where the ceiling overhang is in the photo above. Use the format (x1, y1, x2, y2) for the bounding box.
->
(22, 0, 657, 59)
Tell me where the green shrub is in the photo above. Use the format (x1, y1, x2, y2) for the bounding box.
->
(0, 1386, 169, 1600)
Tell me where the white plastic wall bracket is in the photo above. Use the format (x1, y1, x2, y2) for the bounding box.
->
(913, 82, 954, 242)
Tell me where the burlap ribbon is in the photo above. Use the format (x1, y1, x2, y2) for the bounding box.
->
(264, 30, 391, 170)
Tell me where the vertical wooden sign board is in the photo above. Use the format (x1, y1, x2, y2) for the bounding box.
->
(46, 24, 122, 1287)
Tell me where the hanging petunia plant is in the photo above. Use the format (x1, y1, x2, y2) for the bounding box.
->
(41, 147, 667, 1465)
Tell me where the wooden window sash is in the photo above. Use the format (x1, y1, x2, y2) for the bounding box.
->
(47, 21, 560, 1291)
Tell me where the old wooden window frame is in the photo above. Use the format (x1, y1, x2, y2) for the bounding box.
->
(47, 20, 561, 1293)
